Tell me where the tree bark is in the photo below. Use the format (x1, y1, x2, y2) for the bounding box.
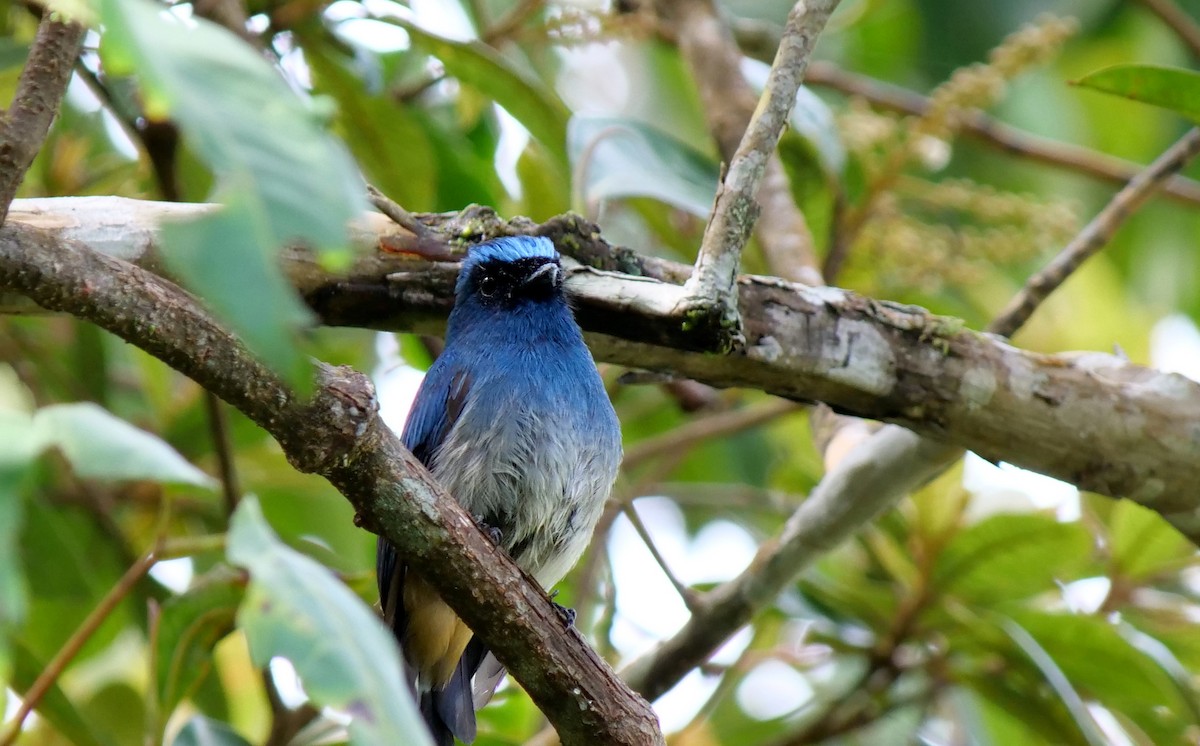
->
(7, 196, 1198, 540)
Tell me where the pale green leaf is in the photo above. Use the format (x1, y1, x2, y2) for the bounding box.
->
(227, 498, 431, 746)
(98, 0, 364, 385)
(1075, 64, 1200, 122)
(159, 194, 313, 385)
(98, 0, 363, 248)
(33, 403, 215, 488)
(171, 716, 252, 746)
(393, 18, 570, 167)
(568, 116, 718, 216)
(932, 513, 1091, 603)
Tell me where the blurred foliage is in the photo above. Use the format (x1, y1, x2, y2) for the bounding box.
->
(3, 0, 1200, 745)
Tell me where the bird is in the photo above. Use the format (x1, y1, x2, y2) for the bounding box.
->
(376, 235, 623, 746)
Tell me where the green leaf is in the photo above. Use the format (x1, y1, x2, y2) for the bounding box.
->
(171, 715, 252, 746)
(1007, 610, 1194, 744)
(156, 566, 243, 722)
(1000, 617, 1109, 746)
(33, 402, 215, 487)
(931, 513, 1091, 603)
(393, 18, 570, 167)
(516, 140, 570, 220)
(158, 195, 313, 385)
(98, 0, 365, 384)
(1075, 64, 1200, 121)
(0, 412, 35, 631)
(1107, 499, 1190, 580)
(568, 116, 719, 217)
(304, 44, 436, 212)
(11, 641, 112, 746)
(790, 86, 845, 177)
(227, 498, 430, 746)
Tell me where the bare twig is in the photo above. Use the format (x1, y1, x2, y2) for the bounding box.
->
(623, 398, 801, 471)
(481, 0, 544, 43)
(1138, 0, 1200, 59)
(0, 551, 157, 745)
(0, 10, 85, 225)
(619, 427, 959, 702)
(8, 198, 1200, 517)
(803, 61, 1200, 209)
(657, 0, 823, 285)
(618, 119, 1200, 709)
(366, 183, 433, 239)
(204, 390, 242, 515)
(263, 667, 320, 746)
(621, 502, 701, 611)
(679, 0, 841, 349)
(989, 127, 1200, 337)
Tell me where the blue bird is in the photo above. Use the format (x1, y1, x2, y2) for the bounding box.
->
(377, 236, 623, 745)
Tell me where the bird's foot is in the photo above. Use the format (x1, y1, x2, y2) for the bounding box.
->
(548, 591, 577, 627)
(473, 514, 503, 545)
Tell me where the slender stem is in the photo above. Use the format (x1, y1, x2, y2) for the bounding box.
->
(989, 127, 1200, 337)
(1137, 0, 1200, 59)
(803, 61, 1200, 209)
(0, 552, 158, 745)
(204, 391, 242, 515)
(683, 0, 841, 345)
(366, 183, 432, 239)
(621, 503, 700, 611)
(0, 10, 86, 225)
(623, 398, 801, 471)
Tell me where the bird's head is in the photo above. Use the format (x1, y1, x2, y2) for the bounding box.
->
(455, 236, 564, 309)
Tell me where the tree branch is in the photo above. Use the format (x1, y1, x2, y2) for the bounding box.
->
(656, 0, 824, 285)
(677, 0, 840, 350)
(989, 127, 1200, 337)
(0, 9, 85, 225)
(619, 427, 959, 701)
(6, 197, 1200, 532)
(0, 223, 663, 746)
(1137, 0, 1200, 59)
(803, 61, 1200, 209)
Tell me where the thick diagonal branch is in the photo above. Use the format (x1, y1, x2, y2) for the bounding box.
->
(0, 223, 663, 746)
(0, 11, 85, 225)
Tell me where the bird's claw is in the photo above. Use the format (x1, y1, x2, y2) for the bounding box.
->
(548, 591, 577, 627)
(473, 514, 503, 545)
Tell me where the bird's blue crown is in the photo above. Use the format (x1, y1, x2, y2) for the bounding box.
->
(463, 236, 559, 269)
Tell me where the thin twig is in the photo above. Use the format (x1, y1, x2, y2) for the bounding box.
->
(366, 183, 432, 238)
(658, 0, 823, 285)
(621, 503, 701, 611)
(623, 398, 801, 471)
(988, 127, 1200, 337)
(0, 551, 158, 745)
(204, 390, 242, 515)
(804, 61, 1200, 209)
(481, 0, 544, 43)
(681, 0, 840, 346)
(0, 10, 85, 225)
(1138, 0, 1200, 59)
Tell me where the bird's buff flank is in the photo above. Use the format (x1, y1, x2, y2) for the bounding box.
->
(376, 236, 623, 745)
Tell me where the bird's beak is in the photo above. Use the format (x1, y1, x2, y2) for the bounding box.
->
(523, 261, 561, 290)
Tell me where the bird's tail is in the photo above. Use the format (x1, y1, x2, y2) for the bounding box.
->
(418, 637, 495, 745)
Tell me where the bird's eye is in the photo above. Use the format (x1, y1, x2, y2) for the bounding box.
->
(478, 275, 500, 298)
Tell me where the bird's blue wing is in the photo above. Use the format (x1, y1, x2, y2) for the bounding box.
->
(376, 357, 471, 637)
